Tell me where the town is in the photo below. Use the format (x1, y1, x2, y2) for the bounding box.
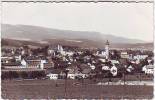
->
(1, 40, 154, 81)
(1, 1, 154, 98)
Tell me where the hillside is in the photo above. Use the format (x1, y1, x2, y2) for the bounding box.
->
(2, 24, 146, 44)
(1, 24, 153, 49)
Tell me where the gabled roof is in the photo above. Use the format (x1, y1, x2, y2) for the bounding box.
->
(2, 62, 21, 66)
(24, 55, 46, 60)
(102, 66, 110, 70)
(82, 68, 91, 74)
(79, 64, 91, 74)
(26, 60, 41, 66)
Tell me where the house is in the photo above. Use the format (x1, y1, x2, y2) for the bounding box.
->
(83, 56, 91, 63)
(142, 65, 154, 74)
(66, 64, 91, 79)
(126, 65, 134, 73)
(133, 55, 148, 60)
(21, 59, 46, 69)
(46, 69, 61, 80)
(148, 59, 153, 65)
(121, 52, 129, 59)
(110, 60, 119, 65)
(47, 48, 55, 56)
(67, 66, 80, 79)
(89, 64, 96, 70)
(2, 62, 22, 69)
(65, 51, 74, 56)
(110, 65, 117, 76)
(1, 56, 22, 69)
(96, 50, 107, 58)
(25, 60, 41, 68)
(87, 63, 95, 70)
(99, 58, 106, 63)
(1, 56, 13, 64)
(102, 65, 110, 71)
(40, 60, 47, 69)
(96, 41, 110, 59)
(21, 59, 27, 68)
(14, 55, 22, 61)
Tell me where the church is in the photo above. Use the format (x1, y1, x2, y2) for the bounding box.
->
(96, 40, 110, 60)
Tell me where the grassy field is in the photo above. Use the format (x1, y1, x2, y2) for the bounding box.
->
(2, 79, 153, 99)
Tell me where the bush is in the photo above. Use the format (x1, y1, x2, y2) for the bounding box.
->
(20, 71, 29, 79)
(11, 71, 19, 78)
(1, 72, 10, 80)
(2, 71, 46, 80)
(29, 71, 46, 79)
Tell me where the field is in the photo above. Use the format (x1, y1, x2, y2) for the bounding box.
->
(2, 79, 153, 99)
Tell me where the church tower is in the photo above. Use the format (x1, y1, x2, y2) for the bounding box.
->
(58, 44, 63, 52)
(105, 40, 109, 59)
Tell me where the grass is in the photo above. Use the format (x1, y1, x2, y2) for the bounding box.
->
(1, 79, 153, 99)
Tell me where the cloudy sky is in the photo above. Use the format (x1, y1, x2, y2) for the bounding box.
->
(2, 2, 153, 42)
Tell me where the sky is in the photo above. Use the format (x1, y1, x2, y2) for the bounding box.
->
(2, 2, 154, 42)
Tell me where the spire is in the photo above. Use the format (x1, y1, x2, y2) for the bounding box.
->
(106, 40, 109, 45)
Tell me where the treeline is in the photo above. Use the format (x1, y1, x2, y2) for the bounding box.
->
(1, 71, 46, 80)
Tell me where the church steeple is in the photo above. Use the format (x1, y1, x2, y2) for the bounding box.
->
(106, 40, 109, 45)
(105, 40, 110, 59)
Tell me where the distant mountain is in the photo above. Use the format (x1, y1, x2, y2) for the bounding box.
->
(1, 24, 153, 49)
(2, 24, 146, 44)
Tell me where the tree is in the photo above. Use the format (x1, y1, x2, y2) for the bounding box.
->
(110, 50, 121, 60)
(1, 72, 10, 80)
(20, 71, 28, 79)
(63, 69, 69, 97)
(12, 71, 19, 78)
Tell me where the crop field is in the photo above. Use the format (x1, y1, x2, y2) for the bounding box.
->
(1, 79, 153, 99)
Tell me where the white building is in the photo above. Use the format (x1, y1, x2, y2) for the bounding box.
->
(15, 55, 22, 61)
(21, 59, 46, 69)
(46, 73, 59, 80)
(99, 58, 106, 63)
(96, 40, 110, 59)
(40, 60, 47, 69)
(110, 65, 117, 76)
(48, 49, 55, 55)
(21, 59, 27, 67)
(133, 55, 148, 60)
(126, 65, 134, 73)
(90, 65, 95, 70)
(102, 66, 110, 71)
(121, 52, 129, 59)
(68, 74, 76, 79)
(58, 44, 63, 52)
(110, 60, 119, 65)
(142, 65, 154, 74)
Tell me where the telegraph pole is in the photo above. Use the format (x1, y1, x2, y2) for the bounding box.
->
(123, 65, 126, 85)
(64, 69, 69, 98)
(139, 72, 142, 82)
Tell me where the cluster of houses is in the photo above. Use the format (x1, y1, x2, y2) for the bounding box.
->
(1, 40, 154, 80)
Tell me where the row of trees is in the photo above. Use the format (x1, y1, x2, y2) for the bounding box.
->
(1, 71, 46, 80)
